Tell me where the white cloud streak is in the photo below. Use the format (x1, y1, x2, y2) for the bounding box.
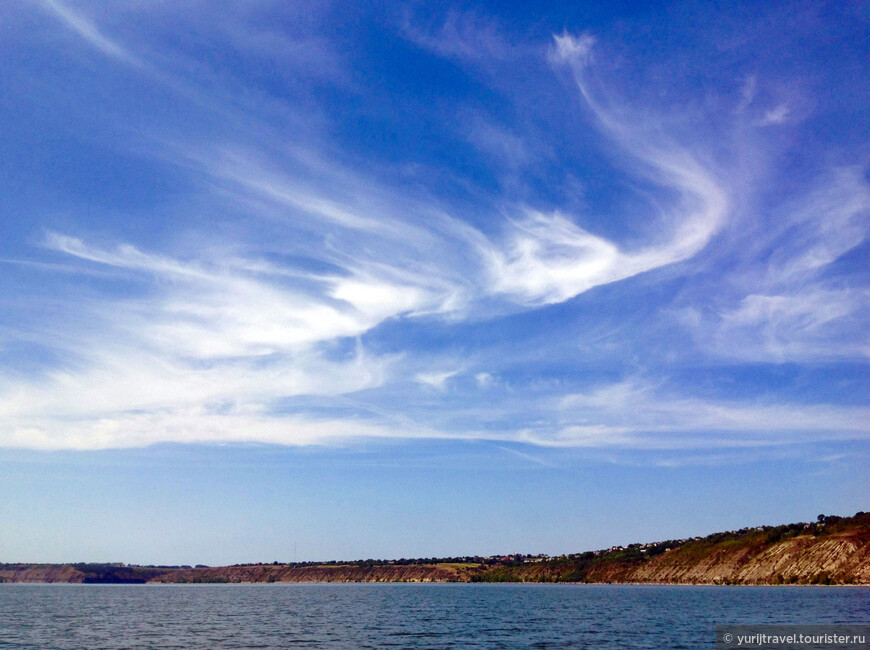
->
(39, 0, 142, 66)
(4, 15, 865, 456)
(44, 233, 446, 358)
(534, 381, 870, 449)
(696, 166, 870, 362)
(757, 104, 790, 126)
(415, 370, 459, 390)
(401, 10, 520, 64)
(476, 34, 728, 306)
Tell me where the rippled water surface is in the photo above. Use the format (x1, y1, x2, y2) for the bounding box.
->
(1, 583, 867, 648)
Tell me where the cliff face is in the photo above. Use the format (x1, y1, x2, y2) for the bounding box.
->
(622, 531, 870, 585)
(485, 518, 870, 585)
(0, 564, 87, 583)
(3, 513, 868, 585)
(0, 563, 166, 584)
(149, 563, 478, 584)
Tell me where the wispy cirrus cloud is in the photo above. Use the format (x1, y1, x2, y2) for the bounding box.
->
(38, 0, 141, 66)
(401, 9, 522, 64)
(533, 380, 870, 450)
(757, 104, 790, 126)
(765, 166, 869, 284)
(43, 233, 441, 357)
(469, 34, 728, 307)
(0, 232, 407, 449)
(1, 4, 866, 459)
(415, 370, 460, 390)
(682, 166, 870, 362)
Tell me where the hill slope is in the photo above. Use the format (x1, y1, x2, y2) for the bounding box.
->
(2, 512, 868, 585)
(480, 513, 870, 585)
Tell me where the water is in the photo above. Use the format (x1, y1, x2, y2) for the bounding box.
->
(0, 584, 867, 648)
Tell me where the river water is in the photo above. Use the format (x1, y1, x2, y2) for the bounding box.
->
(1, 583, 867, 648)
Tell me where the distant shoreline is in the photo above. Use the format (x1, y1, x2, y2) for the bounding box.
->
(3, 512, 868, 586)
(0, 581, 870, 589)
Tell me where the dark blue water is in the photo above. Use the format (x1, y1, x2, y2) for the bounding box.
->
(0, 584, 867, 648)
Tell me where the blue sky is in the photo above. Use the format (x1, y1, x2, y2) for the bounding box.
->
(0, 1, 868, 564)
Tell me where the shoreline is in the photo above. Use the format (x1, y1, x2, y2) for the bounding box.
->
(2, 580, 869, 587)
(4, 512, 868, 586)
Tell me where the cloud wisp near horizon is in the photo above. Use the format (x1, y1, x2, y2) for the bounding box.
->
(0, 1, 867, 461)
